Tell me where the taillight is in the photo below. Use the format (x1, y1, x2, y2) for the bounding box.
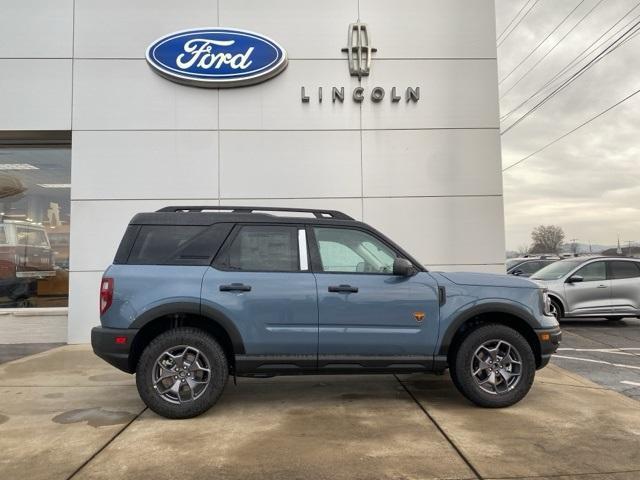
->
(100, 277, 114, 315)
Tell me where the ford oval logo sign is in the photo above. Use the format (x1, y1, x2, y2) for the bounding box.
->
(146, 28, 288, 88)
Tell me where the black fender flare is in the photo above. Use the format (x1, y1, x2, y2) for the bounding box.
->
(438, 302, 539, 356)
(130, 302, 246, 354)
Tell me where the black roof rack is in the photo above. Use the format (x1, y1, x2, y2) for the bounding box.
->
(156, 205, 354, 221)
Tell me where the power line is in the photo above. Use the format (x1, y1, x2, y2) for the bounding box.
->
(501, 18, 640, 135)
(504, 12, 640, 124)
(500, 2, 640, 122)
(499, 0, 586, 85)
(499, 0, 606, 100)
(502, 87, 640, 172)
(497, 0, 533, 42)
(497, 0, 542, 48)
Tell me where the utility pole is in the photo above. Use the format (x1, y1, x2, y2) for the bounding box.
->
(617, 235, 622, 255)
(624, 240, 636, 257)
(569, 238, 579, 256)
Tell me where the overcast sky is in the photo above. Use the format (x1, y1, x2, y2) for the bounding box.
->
(495, 0, 640, 251)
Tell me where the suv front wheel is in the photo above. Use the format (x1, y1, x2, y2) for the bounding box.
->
(450, 324, 535, 408)
(136, 327, 228, 419)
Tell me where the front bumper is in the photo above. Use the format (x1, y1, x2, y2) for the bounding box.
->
(535, 325, 562, 369)
(91, 326, 138, 373)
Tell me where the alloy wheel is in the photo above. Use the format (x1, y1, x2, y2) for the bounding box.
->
(152, 345, 211, 404)
(470, 339, 522, 395)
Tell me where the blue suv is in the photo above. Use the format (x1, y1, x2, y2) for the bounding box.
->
(92, 206, 561, 418)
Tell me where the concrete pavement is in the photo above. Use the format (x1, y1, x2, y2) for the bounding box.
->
(0, 345, 639, 480)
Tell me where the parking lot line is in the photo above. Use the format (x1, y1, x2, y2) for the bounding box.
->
(554, 354, 640, 370)
(621, 380, 640, 387)
(558, 347, 638, 356)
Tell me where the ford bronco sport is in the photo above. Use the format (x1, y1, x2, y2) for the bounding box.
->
(92, 206, 561, 419)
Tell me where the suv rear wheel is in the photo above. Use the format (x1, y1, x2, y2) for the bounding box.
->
(450, 324, 535, 408)
(136, 327, 228, 419)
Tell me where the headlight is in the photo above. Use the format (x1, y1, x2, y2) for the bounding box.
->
(541, 289, 552, 316)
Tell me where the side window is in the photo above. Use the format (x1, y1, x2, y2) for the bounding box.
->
(519, 262, 541, 274)
(128, 225, 206, 264)
(574, 261, 606, 282)
(216, 225, 299, 272)
(609, 261, 640, 280)
(313, 227, 398, 274)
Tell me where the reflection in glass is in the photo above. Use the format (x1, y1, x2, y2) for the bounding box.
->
(0, 142, 70, 308)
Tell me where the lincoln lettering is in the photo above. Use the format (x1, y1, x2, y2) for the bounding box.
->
(301, 86, 420, 103)
(176, 39, 254, 70)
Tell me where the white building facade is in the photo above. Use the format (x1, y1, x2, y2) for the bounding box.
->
(0, 0, 504, 343)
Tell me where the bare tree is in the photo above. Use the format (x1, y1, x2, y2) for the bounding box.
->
(516, 244, 530, 256)
(530, 225, 564, 254)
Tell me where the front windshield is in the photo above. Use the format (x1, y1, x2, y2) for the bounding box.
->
(531, 260, 582, 280)
(16, 226, 50, 248)
(506, 259, 522, 269)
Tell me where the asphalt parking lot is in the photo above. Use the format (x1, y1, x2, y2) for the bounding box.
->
(553, 317, 640, 401)
(1, 325, 639, 480)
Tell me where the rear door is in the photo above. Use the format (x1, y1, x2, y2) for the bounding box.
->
(201, 224, 318, 373)
(309, 226, 439, 371)
(564, 260, 612, 315)
(608, 260, 640, 315)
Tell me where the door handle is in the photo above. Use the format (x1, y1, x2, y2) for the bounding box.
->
(597, 284, 608, 288)
(220, 283, 252, 292)
(328, 284, 358, 293)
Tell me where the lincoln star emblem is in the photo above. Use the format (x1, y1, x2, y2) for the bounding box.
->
(341, 22, 377, 78)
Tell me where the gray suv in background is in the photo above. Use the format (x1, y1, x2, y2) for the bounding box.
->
(531, 257, 640, 321)
(507, 258, 557, 277)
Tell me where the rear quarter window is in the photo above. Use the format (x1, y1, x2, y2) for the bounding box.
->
(125, 224, 232, 265)
(609, 261, 640, 279)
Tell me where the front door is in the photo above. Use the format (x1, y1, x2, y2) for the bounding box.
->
(564, 260, 612, 316)
(309, 226, 439, 371)
(201, 224, 318, 373)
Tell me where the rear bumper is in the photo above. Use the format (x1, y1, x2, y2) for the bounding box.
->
(535, 325, 562, 369)
(91, 326, 138, 374)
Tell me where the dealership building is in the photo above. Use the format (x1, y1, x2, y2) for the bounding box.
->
(0, 0, 504, 343)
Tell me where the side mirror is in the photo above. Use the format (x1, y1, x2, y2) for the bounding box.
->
(567, 275, 583, 283)
(393, 258, 415, 277)
(511, 269, 523, 276)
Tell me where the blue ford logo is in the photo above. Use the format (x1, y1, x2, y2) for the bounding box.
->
(146, 28, 288, 88)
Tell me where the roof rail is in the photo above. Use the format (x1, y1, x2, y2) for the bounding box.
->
(156, 205, 354, 220)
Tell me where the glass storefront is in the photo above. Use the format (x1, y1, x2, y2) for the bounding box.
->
(0, 133, 71, 308)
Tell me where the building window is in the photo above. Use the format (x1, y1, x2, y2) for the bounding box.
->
(0, 132, 71, 308)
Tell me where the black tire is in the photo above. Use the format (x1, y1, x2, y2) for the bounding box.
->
(450, 324, 536, 408)
(136, 327, 228, 419)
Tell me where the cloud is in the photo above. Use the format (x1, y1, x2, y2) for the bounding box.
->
(496, 0, 640, 249)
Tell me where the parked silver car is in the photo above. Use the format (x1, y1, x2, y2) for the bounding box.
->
(530, 257, 640, 320)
